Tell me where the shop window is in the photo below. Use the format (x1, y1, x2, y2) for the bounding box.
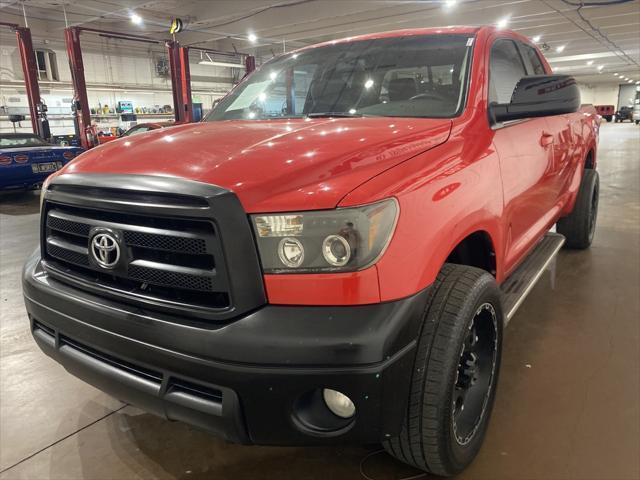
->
(35, 49, 59, 81)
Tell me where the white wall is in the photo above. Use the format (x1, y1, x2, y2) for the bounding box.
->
(577, 82, 621, 107)
(0, 34, 241, 135)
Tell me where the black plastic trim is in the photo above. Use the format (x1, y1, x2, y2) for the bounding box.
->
(23, 252, 431, 445)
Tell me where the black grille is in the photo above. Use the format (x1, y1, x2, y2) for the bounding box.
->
(128, 264, 214, 291)
(124, 231, 207, 254)
(47, 243, 90, 266)
(43, 200, 231, 317)
(47, 215, 91, 236)
(39, 175, 266, 323)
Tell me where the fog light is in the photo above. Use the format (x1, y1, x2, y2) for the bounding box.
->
(322, 388, 355, 418)
(278, 237, 304, 268)
(322, 235, 351, 267)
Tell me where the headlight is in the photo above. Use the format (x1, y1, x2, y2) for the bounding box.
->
(251, 198, 398, 273)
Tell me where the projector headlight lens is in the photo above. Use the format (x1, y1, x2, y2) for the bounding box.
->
(278, 237, 304, 268)
(322, 234, 351, 267)
(251, 198, 398, 273)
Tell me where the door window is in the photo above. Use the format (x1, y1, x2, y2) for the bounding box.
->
(520, 43, 546, 75)
(489, 39, 527, 104)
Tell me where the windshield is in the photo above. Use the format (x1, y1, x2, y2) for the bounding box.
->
(0, 134, 49, 148)
(206, 34, 474, 121)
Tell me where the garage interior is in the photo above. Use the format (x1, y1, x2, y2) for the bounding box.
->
(1, 1, 639, 479)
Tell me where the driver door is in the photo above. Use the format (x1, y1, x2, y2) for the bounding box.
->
(490, 39, 558, 274)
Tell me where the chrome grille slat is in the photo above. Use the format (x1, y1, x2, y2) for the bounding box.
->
(47, 242, 90, 267)
(128, 264, 214, 292)
(47, 209, 209, 254)
(129, 259, 216, 278)
(47, 236, 89, 255)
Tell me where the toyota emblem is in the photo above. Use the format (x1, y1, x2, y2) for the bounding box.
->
(90, 232, 121, 269)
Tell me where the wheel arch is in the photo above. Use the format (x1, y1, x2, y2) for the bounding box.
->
(584, 148, 595, 169)
(444, 230, 498, 278)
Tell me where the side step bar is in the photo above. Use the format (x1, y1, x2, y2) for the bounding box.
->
(501, 232, 565, 324)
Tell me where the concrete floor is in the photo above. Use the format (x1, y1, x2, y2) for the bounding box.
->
(0, 122, 638, 480)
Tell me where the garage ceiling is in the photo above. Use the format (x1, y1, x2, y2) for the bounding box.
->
(1, 0, 639, 84)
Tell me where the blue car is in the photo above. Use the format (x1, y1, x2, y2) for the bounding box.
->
(0, 133, 84, 190)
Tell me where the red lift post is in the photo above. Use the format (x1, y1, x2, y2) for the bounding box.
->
(166, 41, 193, 123)
(0, 22, 49, 139)
(166, 41, 256, 124)
(64, 26, 162, 150)
(64, 27, 256, 147)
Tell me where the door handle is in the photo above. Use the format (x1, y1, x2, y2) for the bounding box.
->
(540, 132, 554, 147)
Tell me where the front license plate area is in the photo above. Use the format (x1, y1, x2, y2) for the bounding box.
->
(32, 161, 62, 173)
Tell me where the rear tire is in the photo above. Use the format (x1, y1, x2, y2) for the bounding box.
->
(557, 169, 599, 249)
(384, 264, 503, 477)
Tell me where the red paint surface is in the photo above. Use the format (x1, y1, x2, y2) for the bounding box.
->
(53, 26, 599, 305)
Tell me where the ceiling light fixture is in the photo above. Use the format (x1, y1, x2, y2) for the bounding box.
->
(130, 13, 142, 25)
(444, 0, 457, 7)
(198, 60, 244, 68)
(248, 33, 257, 43)
(496, 17, 510, 29)
(556, 45, 566, 53)
(532, 35, 541, 42)
(597, 65, 604, 71)
(586, 60, 594, 65)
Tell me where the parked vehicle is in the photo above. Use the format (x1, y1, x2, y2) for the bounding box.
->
(120, 121, 174, 137)
(633, 91, 640, 125)
(0, 133, 83, 190)
(615, 106, 633, 122)
(595, 104, 614, 122)
(24, 26, 599, 477)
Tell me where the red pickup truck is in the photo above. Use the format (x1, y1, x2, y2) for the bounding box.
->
(595, 104, 614, 122)
(24, 26, 599, 476)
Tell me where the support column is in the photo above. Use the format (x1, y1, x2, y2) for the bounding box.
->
(15, 26, 47, 139)
(245, 55, 256, 76)
(178, 46, 193, 123)
(64, 27, 92, 149)
(167, 40, 183, 123)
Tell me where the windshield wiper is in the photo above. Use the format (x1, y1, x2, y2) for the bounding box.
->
(305, 112, 364, 118)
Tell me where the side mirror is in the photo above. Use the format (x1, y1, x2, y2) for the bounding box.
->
(490, 75, 580, 124)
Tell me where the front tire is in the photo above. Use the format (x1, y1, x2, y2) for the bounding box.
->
(384, 264, 503, 477)
(557, 169, 599, 249)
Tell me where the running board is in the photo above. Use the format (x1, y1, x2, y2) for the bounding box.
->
(501, 232, 565, 324)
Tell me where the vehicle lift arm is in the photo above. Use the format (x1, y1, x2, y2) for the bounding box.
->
(166, 42, 256, 124)
(64, 26, 162, 150)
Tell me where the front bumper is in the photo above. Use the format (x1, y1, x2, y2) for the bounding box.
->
(23, 249, 430, 445)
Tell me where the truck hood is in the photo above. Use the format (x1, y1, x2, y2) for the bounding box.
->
(63, 117, 451, 212)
